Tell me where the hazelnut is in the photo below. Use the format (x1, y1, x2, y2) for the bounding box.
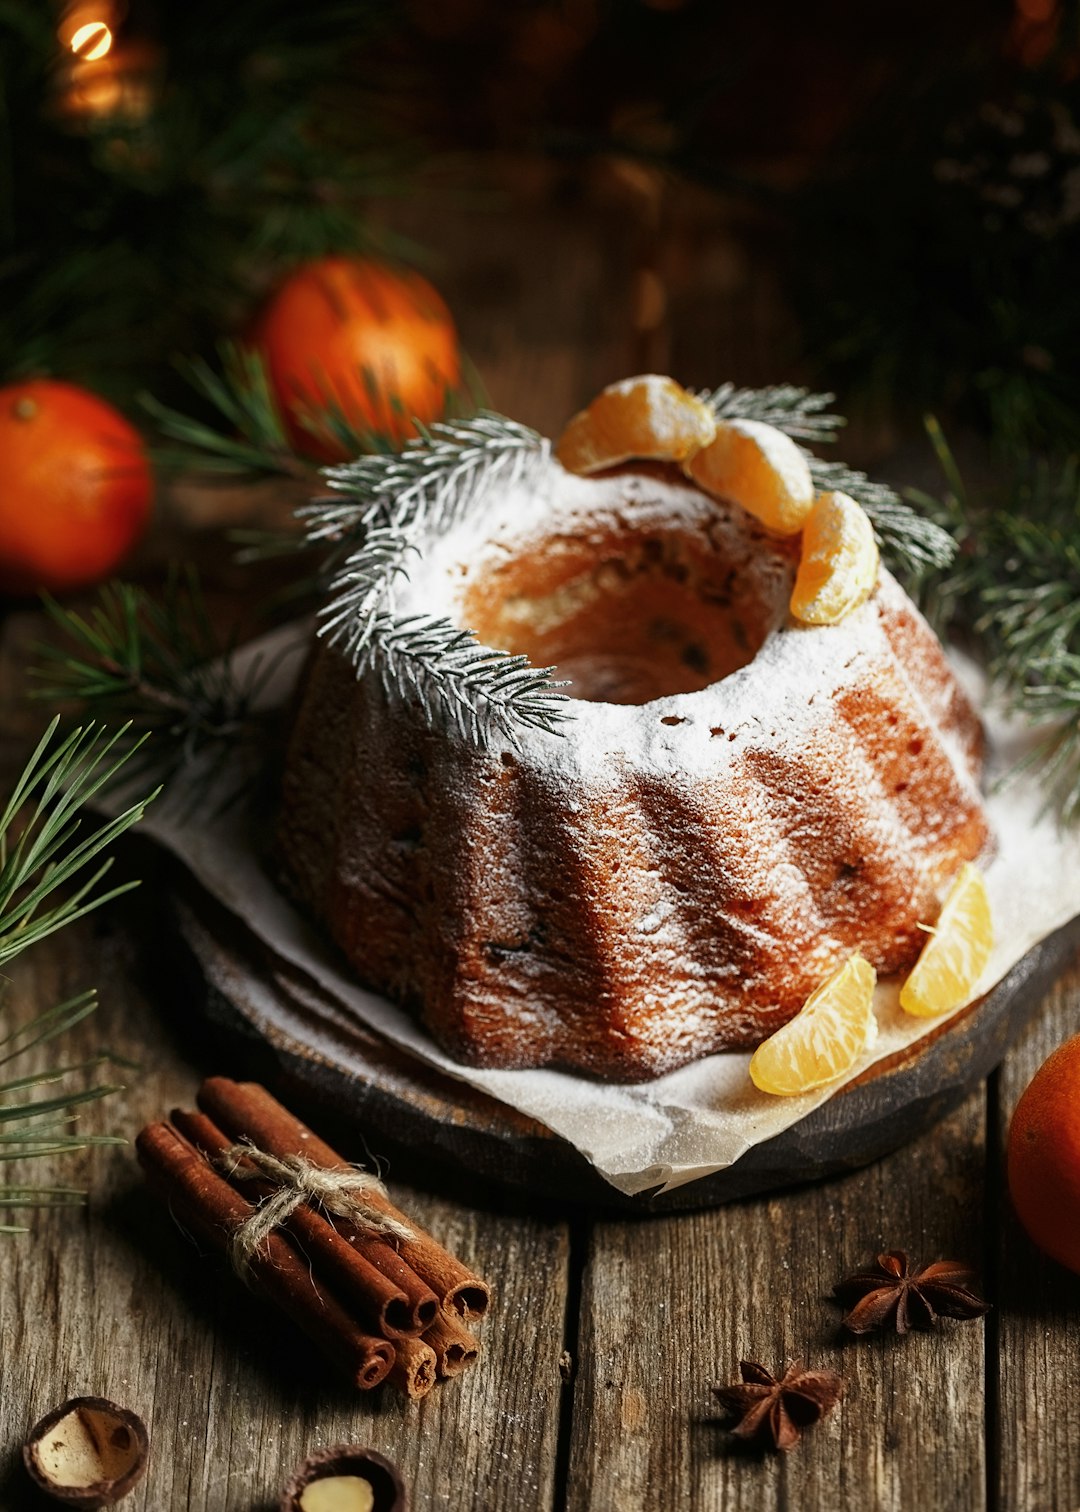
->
(22, 1397, 149, 1508)
(280, 1446, 407, 1512)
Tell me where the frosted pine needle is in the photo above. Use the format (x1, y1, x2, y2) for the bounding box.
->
(308, 412, 550, 544)
(366, 615, 571, 748)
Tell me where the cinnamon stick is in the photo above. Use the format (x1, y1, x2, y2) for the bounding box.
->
(199, 1078, 492, 1319)
(195, 1080, 440, 1328)
(387, 1336, 437, 1401)
(422, 1313, 481, 1380)
(136, 1121, 395, 1390)
(169, 1106, 424, 1340)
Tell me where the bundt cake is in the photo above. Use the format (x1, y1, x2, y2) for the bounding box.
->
(279, 397, 994, 1082)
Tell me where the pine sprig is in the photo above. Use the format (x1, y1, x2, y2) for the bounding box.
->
(700, 383, 844, 444)
(145, 345, 489, 483)
(32, 573, 272, 796)
(313, 412, 550, 543)
(912, 428, 1080, 823)
(318, 526, 418, 667)
(0, 719, 156, 966)
(0, 722, 153, 1229)
(702, 382, 956, 581)
(367, 614, 571, 748)
(311, 414, 564, 745)
(142, 344, 319, 479)
(1014, 656, 1080, 826)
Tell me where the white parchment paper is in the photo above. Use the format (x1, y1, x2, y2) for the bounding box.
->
(136, 623, 1080, 1196)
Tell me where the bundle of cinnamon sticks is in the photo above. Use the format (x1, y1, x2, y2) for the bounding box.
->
(136, 1077, 490, 1399)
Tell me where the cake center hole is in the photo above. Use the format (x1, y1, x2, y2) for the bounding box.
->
(460, 521, 788, 705)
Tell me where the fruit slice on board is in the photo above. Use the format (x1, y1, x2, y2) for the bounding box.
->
(686, 417, 814, 535)
(899, 863, 993, 1018)
(790, 490, 880, 625)
(750, 953, 878, 1096)
(556, 374, 716, 474)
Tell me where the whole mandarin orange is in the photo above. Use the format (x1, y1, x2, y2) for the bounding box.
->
(0, 380, 152, 596)
(1007, 1033, 1080, 1275)
(253, 256, 461, 462)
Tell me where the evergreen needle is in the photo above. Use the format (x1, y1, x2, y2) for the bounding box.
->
(32, 572, 271, 800)
(0, 721, 154, 1228)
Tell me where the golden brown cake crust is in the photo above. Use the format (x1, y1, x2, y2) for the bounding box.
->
(278, 463, 993, 1082)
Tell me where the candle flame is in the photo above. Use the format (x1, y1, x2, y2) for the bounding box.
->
(69, 20, 113, 61)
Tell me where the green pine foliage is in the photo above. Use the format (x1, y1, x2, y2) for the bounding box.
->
(0, 720, 155, 1230)
(33, 573, 273, 795)
(910, 425, 1080, 822)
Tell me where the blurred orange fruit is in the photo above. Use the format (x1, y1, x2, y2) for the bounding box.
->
(686, 417, 814, 535)
(0, 379, 152, 596)
(253, 256, 461, 463)
(899, 863, 993, 1018)
(556, 374, 716, 474)
(790, 490, 880, 625)
(750, 953, 878, 1096)
(1007, 1034, 1080, 1275)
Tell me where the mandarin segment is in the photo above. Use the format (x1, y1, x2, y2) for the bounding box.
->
(790, 490, 880, 625)
(555, 374, 716, 475)
(899, 862, 993, 1018)
(686, 417, 814, 535)
(749, 953, 878, 1096)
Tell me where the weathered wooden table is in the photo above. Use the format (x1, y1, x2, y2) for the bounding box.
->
(1, 174, 1078, 1510)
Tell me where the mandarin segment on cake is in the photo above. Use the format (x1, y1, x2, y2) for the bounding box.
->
(790, 489, 880, 625)
(686, 417, 815, 536)
(279, 402, 994, 1081)
(555, 374, 716, 476)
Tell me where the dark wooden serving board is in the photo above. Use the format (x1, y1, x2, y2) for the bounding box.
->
(165, 869, 1080, 1214)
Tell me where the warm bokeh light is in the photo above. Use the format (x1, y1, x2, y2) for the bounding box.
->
(69, 20, 113, 61)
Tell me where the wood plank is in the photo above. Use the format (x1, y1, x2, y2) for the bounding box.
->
(566, 1092, 988, 1511)
(0, 898, 570, 1512)
(992, 957, 1080, 1512)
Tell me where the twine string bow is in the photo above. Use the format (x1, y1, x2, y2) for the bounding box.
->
(215, 1138, 413, 1279)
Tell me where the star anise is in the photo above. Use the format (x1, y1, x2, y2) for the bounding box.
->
(712, 1359, 844, 1452)
(834, 1250, 990, 1335)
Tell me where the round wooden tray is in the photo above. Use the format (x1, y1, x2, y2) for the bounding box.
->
(169, 872, 1080, 1214)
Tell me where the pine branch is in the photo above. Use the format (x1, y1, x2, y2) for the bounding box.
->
(312, 414, 565, 746)
(317, 526, 418, 667)
(313, 412, 550, 543)
(364, 614, 571, 749)
(142, 344, 320, 480)
(0, 720, 156, 966)
(302, 412, 551, 671)
(1013, 656, 1080, 826)
(699, 383, 845, 444)
(912, 428, 1080, 822)
(0, 724, 154, 1226)
(145, 345, 489, 484)
(31, 573, 272, 797)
